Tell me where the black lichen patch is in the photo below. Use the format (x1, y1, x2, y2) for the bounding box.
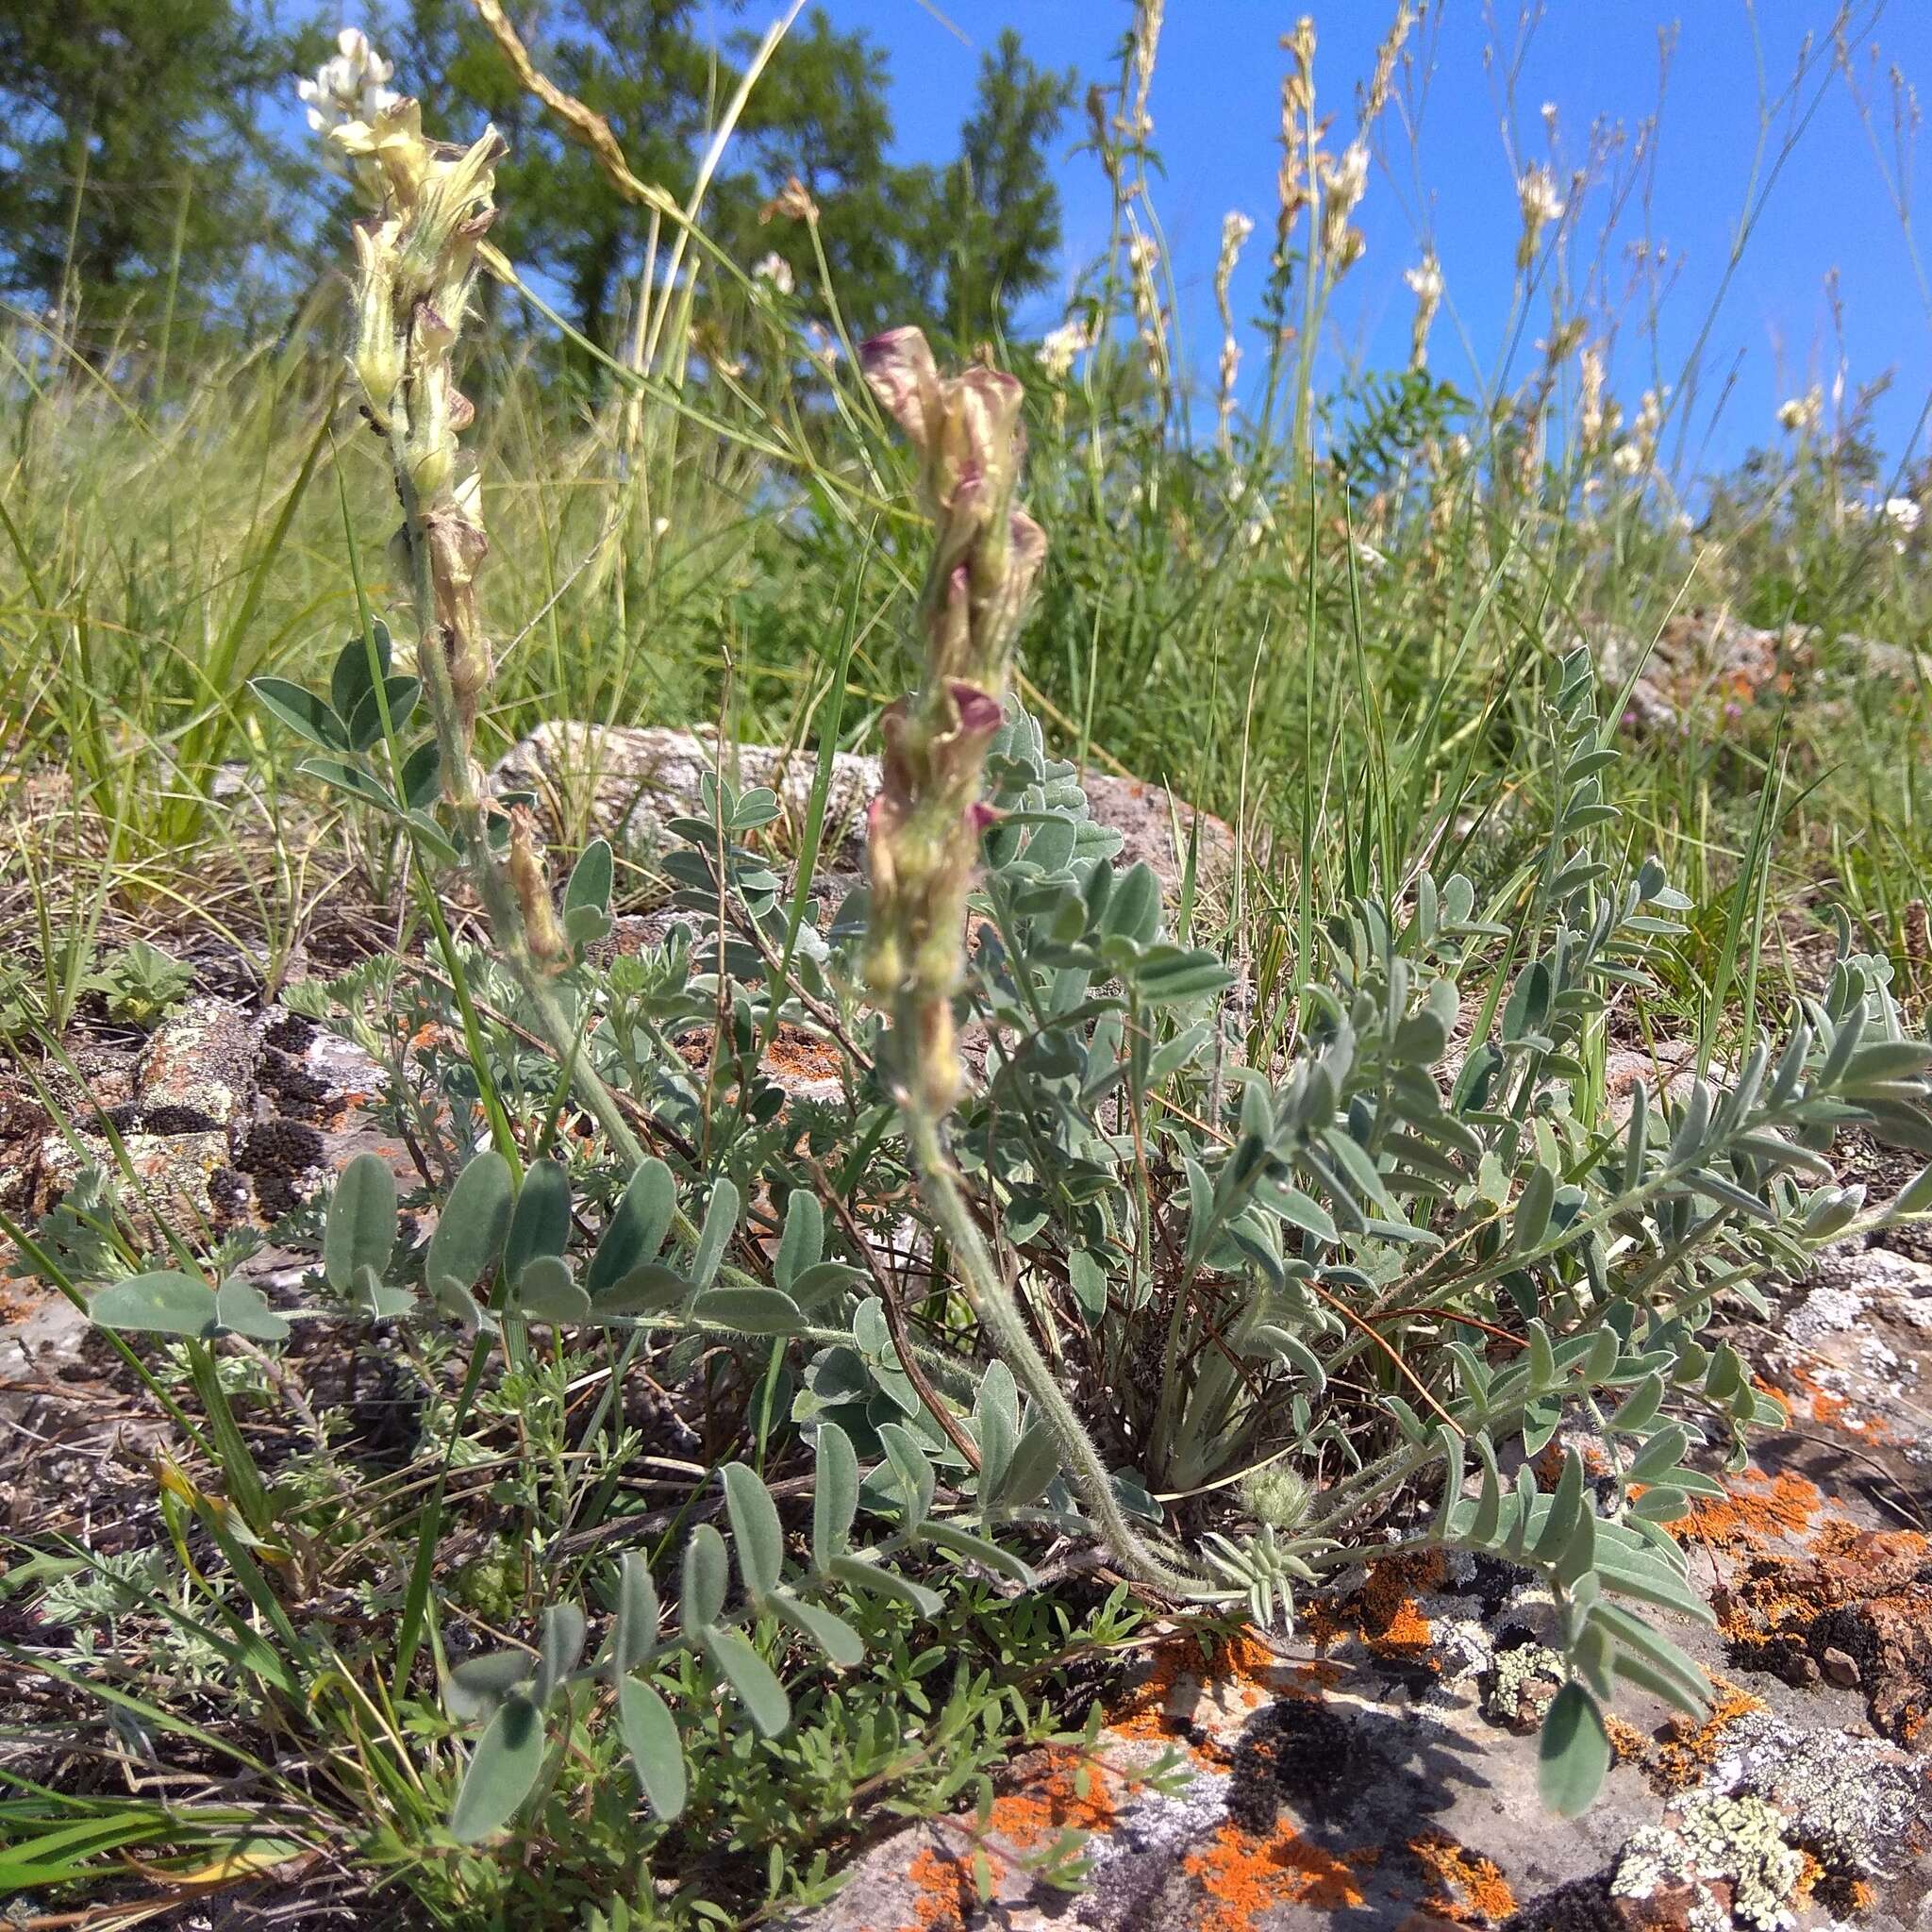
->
(238, 1119, 327, 1221)
(1500, 1874, 1625, 1932)
(102, 1102, 222, 1136)
(341, 1351, 426, 1470)
(1224, 1699, 1367, 1832)
(261, 1010, 317, 1056)
(208, 1166, 251, 1220)
(258, 1044, 335, 1117)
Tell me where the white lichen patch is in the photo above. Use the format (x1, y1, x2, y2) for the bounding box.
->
(1712, 1708, 1923, 1880)
(1784, 1280, 1865, 1346)
(1610, 1791, 1805, 1931)
(1482, 1642, 1564, 1724)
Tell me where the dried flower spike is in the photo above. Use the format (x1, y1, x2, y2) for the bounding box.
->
(858, 326, 1044, 1117)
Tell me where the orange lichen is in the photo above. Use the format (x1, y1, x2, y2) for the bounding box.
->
(1717, 1520, 1930, 1664)
(762, 1024, 844, 1081)
(1605, 1712, 1650, 1763)
(1185, 1822, 1378, 1931)
(1646, 1674, 1764, 1791)
(1303, 1549, 1446, 1669)
(1672, 1470, 1821, 1553)
(1759, 1361, 1895, 1443)
(1110, 1628, 1311, 1745)
(1810, 1518, 1926, 1562)
(900, 1844, 974, 1931)
(1794, 1851, 1824, 1904)
(979, 1748, 1116, 1845)
(880, 1750, 1121, 1931)
(1407, 1829, 1519, 1924)
(1110, 1636, 1191, 1741)
(1287, 1657, 1345, 1691)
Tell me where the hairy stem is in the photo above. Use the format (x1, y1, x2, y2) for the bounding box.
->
(903, 1107, 1215, 1601)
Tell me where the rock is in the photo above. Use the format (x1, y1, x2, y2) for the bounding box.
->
(778, 1437, 1932, 1932)
(1811, 1582, 1932, 1747)
(134, 995, 260, 1130)
(36, 1128, 232, 1242)
(496, 723, 879, 869)
(1583, 608, 1924, 735)
(493, 722, 1234, 900)
(0, 1080, 49, 1214)
(1819, 1647, 1861, 1690)
(1075, 771, 1236, 891)
(15, 999, 390, 1262)
(1715, 1524, 1932, 1746)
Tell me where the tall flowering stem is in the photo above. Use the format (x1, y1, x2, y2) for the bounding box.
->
(328, 96, 647, 1171)
(860, 328, 1209, 1600)
(858, 328, 1043, 1115)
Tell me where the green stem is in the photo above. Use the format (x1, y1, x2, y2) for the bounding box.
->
(902, 1108, 1213, 1601)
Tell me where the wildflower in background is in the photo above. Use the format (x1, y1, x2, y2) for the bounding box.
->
(1126, 228, 1170, 400)
(299, 28, 399, 148)
(1404, 251, 1442, 370)
(804, 322, 839, 372)
(1038, 317, 1091, 381)
(857, 326, 1045, 1115)
(753, 252, 795, 296)
(1274, 20, 1316, 264)
(1318, 141, 1369, 273)
(1516, 163, 1564, 267)
(760, 175, 819, 225)
(1215, 211, 1254, 448)
(1611, 385, 1664, 480)
(1883, 496, 1922, 552)
(1578, 341, 1607, 451)
(1123, 0, 1164, 142)
(1777, 388, 1823, 436)
(325, 76, 506, 789)
(300, 27, 402, 201)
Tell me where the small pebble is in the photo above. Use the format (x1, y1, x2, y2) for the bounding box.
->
(1820, 1646, 1862, 1690)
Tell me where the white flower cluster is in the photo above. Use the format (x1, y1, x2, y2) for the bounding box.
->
(298, 27, 399, 162)
(1039, 317, 1092, 381)
(1403, 254, 1443, 306)
(1611, 386, 1665, 478)
(1776, 387, 1823, 436)
(1516, 163, 1565, 267)
(1318, 141, 1370, 271)
(1404, 251, 1443, 370)
(753, 252, 795, 297)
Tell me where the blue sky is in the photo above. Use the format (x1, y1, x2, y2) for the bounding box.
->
(808, 0, 1932, 476)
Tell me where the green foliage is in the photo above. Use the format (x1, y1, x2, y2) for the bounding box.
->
(84, 941, 195, 1028)
(932, 29, 1078, 342)
(11, 15, 1932, 1924)
(0, 0, 292, 340)
(50, 636, 1932, 1906)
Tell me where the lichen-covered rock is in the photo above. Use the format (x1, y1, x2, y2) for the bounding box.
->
(493, 723, 1235, 899)
(1610, 1792, 1805, 1931)
(1484, 1642, 1566, 1731)
(1584, 609, 1923, 736)
(36, 1128, 231, 1242)
(135, 995, 260, 1130)
(497, 723, 880, 868)
(1715, 1526, 1932, 1744)
(1711, 1709, 1924, 1889)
